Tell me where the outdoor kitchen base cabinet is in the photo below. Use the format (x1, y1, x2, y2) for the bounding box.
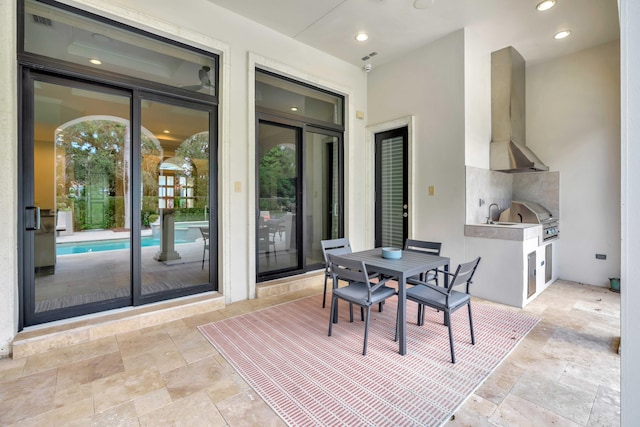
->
(464, 234, 558, 308)
(527, 251, 536, 298)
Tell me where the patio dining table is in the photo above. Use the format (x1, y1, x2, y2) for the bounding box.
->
(340, 247, 450, 355)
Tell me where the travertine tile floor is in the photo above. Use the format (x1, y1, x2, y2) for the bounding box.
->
(0, 280, 620, 426)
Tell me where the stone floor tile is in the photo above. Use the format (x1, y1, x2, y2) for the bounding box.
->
(489, 394, 582, 427)
(475, 360, 525, 405)
(134, 387, 173, 417)
(56, 351, 125, 391)
(0, 356, 27, 382)
(138, 390, 226, 427)
(22, 336, 119, 375)
(172, 329, 217, 364)
(55, 382, 93, 407)
(115, 329, 175, 360)
(511, 369, 598, 425)
(0, 369, 57, 425)
(216, 388, 286, 427)
(162, 356, 226, 401)
(587, 385, 621, 427)
(65, 401, 139, 427)
(447, 394, 497, 427)
(91, 366, 165, 413)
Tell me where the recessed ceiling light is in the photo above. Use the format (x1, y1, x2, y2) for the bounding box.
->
(355, 32, 369, 42)
(413, 0, 434, 9)
(536, 0, 556, 11)
(554, 30, 571, 40)
(290, 107, 298, 112)
(91, 33, 112, 43)
(163, 130, 170, 134)
(89, 58, 102, 65)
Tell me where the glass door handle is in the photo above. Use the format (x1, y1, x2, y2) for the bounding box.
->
(25, 206, 41, 230)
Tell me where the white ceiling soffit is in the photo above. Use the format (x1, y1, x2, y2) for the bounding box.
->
(205, 0, 619, 67)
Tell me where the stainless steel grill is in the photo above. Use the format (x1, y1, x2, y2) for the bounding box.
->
(506, 201, 559, 241)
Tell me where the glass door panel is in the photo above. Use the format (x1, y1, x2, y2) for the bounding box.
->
(257, 122, 299, 275)
(30, 78, 131, 319)
(375, 127, 408, 249)
(140, 99, 211, 295)
(305, 130, 340, 267)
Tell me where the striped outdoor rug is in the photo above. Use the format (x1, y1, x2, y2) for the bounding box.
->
(199, 293, 538, 427)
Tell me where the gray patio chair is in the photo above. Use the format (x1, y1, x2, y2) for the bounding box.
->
(401, 256, 481, 363)
(404, 239, 442, 283)
(328, 254, 397, 355)
(320, 238, 352, 308)
(404, 239, 442, 323)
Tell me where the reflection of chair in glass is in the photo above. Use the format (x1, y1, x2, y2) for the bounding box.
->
(403, 257, 481, 363)
(199, 227, 209, 269)
(258, 217, 277, 261)
(327, 254, 397, 356)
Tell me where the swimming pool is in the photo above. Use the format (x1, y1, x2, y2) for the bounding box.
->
(56, 236, 189, 255)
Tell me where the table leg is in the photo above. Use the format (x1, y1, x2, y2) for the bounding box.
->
(398, 273, 406, 355)
(443, 262, 450, 326)
(332, 275, 339, 323)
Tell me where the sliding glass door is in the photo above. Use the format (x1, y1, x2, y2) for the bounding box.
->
(22, 72, 216, 325)
(257, 121, 300, 276)
(23, 74, 133, 323)
(139, 96, 214, 300)
(256, 119, 342, 280)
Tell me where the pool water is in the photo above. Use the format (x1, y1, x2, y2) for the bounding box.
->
(56, 236, 189, 255)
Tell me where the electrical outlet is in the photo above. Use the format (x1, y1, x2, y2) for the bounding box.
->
(428, 186, 435, 196)
(595, 253, 607, 260)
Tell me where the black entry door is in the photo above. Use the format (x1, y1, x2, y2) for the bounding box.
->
(375, 127, 408, 248)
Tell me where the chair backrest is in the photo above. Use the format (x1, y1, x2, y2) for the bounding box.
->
(328, 253, 369, 285)
(321, 238, 352, 263)
(199, 227, 209, 240)
(448, 257, 481, 292)
(404, 239, 441, 256)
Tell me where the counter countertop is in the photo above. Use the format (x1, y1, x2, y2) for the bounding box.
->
(464, 222, 541, 242)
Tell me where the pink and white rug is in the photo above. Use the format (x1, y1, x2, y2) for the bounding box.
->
(199, 293, 538, 426)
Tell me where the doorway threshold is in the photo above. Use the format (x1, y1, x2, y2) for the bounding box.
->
(12, 292, 224, 359)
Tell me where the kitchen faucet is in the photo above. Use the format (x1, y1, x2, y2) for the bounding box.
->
(487, 203, 499, 224)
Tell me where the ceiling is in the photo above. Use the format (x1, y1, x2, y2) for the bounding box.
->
(205, 0, 619, 69)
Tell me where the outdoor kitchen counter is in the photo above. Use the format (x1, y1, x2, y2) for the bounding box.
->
(464, 222, 542, 242)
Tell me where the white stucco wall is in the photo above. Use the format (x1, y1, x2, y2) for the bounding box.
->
(527, 41, 621, 286)
(0, 0, 18, 357)
(463, 28, 491, 170)
(367, 30, 467, 266)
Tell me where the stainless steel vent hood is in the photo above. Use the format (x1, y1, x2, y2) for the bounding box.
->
(490, 46, 549, 173)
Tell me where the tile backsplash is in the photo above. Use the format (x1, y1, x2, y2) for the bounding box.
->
(466, 166, 560, 224)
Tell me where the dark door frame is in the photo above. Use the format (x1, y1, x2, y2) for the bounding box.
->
(374, 126, 409, 248)
(19, 69, 218, 327)
(255, 114, 344, 282)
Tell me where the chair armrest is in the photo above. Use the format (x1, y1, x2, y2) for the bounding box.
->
(406, 277, 449, 295)
(432, 268, 455, 277)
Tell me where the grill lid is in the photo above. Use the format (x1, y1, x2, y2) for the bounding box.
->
(509, 200, 553, 223)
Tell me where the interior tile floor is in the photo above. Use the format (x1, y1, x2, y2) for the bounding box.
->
(0, 279, 620, 426)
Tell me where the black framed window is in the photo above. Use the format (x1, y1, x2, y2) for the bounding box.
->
(255, 70, 344, 282)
